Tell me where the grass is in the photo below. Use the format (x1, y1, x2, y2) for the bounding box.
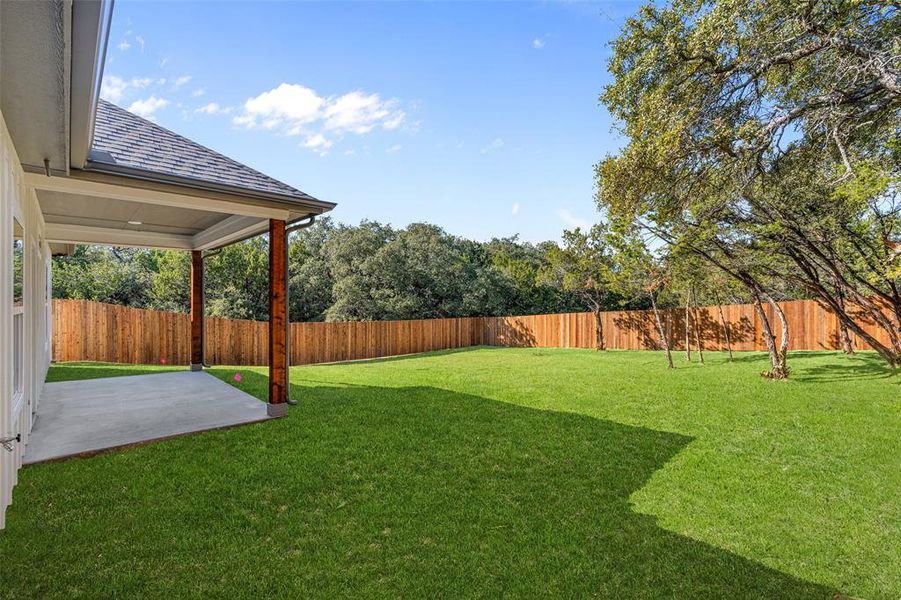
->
(1, 348, 899, 598)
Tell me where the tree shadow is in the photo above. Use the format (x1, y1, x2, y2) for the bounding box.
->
(786, 351, 896, 383)
(296, 345, 499, 367)
(491, 317, 538, 347)
(5, 368, 828, 597)
(711, 350, 896, 383)
(612, 309, 756, 352)
(612, 310, 662, 349)
(694, 309, 755, 351)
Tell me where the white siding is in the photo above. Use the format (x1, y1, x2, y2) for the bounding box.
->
(0, 107, 51, 528)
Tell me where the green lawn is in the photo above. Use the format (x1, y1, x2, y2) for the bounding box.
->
(1, 349, 898, 598)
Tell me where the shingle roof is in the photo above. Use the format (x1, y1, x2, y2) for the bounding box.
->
(88, 99, 323, 204)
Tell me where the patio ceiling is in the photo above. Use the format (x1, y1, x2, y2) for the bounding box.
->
(26, 171, 314, 251)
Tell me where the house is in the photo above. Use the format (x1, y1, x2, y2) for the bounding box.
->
(0, 0, 335, 527)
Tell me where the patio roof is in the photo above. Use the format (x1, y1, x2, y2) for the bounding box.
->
(88, 99, 323, 206)
(26, 101, 335, 251)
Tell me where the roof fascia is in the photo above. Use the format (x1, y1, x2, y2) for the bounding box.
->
(70, 0, 113, 169)
(80, 161, 336, 213)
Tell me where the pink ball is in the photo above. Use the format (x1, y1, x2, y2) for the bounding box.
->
(160, 358, 167, 364)
(234, 373, 242, 382)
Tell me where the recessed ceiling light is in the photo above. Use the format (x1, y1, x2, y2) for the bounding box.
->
(127, 220, 142, 225)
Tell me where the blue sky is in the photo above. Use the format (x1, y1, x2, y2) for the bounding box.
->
(102, 1, 638, 243)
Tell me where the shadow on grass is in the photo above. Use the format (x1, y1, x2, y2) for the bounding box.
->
(295, 345, 500, 367)
(723, 350, 896, 383)
(2, 367, 826, 597)
(790, 351, 897, 383)
(1, 367, 833, 596)
(45, 361, 183, 383)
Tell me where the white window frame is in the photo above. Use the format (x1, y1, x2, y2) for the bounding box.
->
(11, 209, 25, 419)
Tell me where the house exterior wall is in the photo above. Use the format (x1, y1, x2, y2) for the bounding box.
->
(1, 107, 51, 528)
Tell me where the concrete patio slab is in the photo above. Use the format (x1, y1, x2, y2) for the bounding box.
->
(24, 371, 270, 464)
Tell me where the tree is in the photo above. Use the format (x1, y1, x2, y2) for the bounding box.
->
(53, 246, 152, 307)
(485, 236, 573, 315)
(324, 221, 396, 321)
(597, 0, 899, 374)
(607, 226, 676, 369)
(204, 237, 270, 321)
(149, 250, 190, 312)
(543, 225, 614, 350)
(289, 218, 335, 322)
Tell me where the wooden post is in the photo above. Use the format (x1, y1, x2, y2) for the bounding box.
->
(268, 219, 288, 415)
(189, 250, 204, 370)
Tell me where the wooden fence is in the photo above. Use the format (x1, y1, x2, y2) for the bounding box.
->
(51, 298, 893, 366)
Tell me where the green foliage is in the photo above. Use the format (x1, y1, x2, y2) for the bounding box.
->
(51, 218, 600, 322)
(205, 237, 271, 321)
(149, 251, 190, 313)
(53, 246, 153, 307)
(596, 0, 901, 368)
(544, 225, 609, 308)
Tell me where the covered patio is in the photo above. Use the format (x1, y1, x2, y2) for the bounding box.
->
(29, 99, 335, 416)
(23, 371, 269, 464)
(1, 0, 334, 526)
(18, 102, 336, 459)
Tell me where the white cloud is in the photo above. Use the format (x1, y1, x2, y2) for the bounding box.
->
(303, 133, 332, 150)
(99, 75, 157, 104)
(386, 144, 403, 154)
(323, 90, 405, 134)
(344, 149, 356, 156)
(172, 75, 193, 90)
(135, 35, 145, 53)
(234, 82, 408, 153)
(118, 40, 131, 52)
(128, 96, 169, 119)
(533, 37, 546, 49)
(239, 83, 323, 127)
(383, 111, 406, 130)
(195, 102, 232, 115)
(557, 209, 592, 231)
(512, 202, 520, 215)
(303, 133, 332, 157)
(191, 88, 206, 98)
(100, 75, 128, 102)
(480, 138, 504, 154)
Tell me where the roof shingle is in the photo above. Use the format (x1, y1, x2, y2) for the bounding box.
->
(88, 99, 322, 204)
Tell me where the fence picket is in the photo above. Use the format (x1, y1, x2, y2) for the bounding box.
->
(50, 299, 888, 366)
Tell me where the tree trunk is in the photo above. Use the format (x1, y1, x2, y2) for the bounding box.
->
(691, 288, 705, 365)
(684, 292, 692, 361)
(593, 308, 605, 351)
(838, 320, 855, 355)
(835, 285, 855, 355)
(650, 292, 674, 369)
(765, 293, 790, 377)
(753, 293, 788, 379)
(715, 297, 734, 361)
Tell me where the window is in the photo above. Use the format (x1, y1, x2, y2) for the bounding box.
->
(12, 218, 24, 402)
